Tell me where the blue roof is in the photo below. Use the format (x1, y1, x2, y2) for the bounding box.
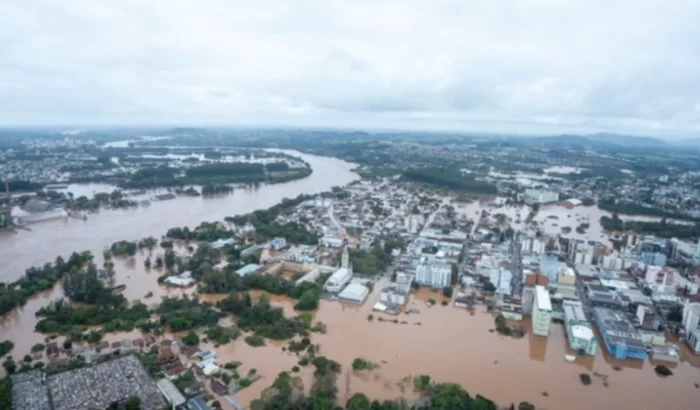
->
(236, 263, 261, 276)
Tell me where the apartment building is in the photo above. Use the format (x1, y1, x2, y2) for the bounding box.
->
(532, 285, 552, 337)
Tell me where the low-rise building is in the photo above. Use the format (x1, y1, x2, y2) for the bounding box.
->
(594, 307, 647, 360)
(338, 283, 370, 304)
(562, 300, 597, 355)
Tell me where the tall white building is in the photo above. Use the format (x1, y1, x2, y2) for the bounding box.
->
(532, 285, 552, 337)
(683, 301, 700, 333)
(415, 256, 451, 288)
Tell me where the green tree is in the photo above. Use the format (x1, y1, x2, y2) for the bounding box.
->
(442, 287, 453, 298)
(124, 394, 142, 410)
(183, 331, 200, 346)
(346, 392, 371, 410)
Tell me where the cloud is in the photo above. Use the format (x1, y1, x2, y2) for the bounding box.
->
(0, 0, 699, 136)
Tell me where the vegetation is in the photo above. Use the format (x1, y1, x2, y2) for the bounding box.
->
(0, 341, 13, 357)
(442, 287, 453, 298)
(199, 270, 322, 312)
(351, 358, 378, 371)
(0, 251, 93, 316)
(219, 293, 306, 340)
(202, 183, 234, 196)
(0, 377, 11, 410)
(155, 295, 222, 332)
(494, 314, 525, 338)
(110, 240, 138, 257)
(206, 324, 241, 345)
(245, 335, 266, 347)
(601, 213, 700, 239)
(599, 199, 700, 222)
(349, 244, 393, 275)
(250, 364, 529, 410)
(35, 267, 150, 335)
(402, 167, 498, 194)
(183, 331, 200, 346)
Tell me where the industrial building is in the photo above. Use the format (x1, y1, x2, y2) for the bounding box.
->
(532, 285, 552, 336)
(594, 307, 647, 360)
(562, 301, 598, 355)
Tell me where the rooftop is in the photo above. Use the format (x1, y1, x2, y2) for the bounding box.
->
(235, 263, 261, 276)
(595, 307, 645, 351)
(525, 272, 549, 287)
(46, 354, 167, 410)
(157, 378, 186, 407)
(535, 285, 552, 311)
(11, 371, 51, 410)
(571, 324, 595, 341)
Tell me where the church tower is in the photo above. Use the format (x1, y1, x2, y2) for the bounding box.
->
(341, 246, 349, 269)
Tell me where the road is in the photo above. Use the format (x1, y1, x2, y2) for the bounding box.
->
(327, 201, 347, 240)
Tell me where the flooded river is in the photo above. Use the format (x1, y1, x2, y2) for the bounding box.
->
(1, 150, 699, 409)
(0, 150, 358, 283)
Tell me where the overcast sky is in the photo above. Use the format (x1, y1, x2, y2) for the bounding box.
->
(1, 0, 699, 136)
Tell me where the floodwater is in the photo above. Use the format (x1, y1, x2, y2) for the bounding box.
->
(454, 199, 694, 249)
(0, 150, 358, 283)
(2, 148, 700, 408)
(200, 286, 700, 410)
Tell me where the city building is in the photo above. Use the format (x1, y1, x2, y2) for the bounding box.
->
(414, 256, 451, 288)
(641, 251, 667, 267)
(522, 272, 549, 315)
(532, 285, 552, 337)
(636, 305, 660, 331)
(337, 283, 370, 304)
(539, 253, 559, 282)
(557, 267, 576, 286)
(524, 189, 559, 204)
(686, 329, 700, 354)
(682, 301, 700, 333)
(210, 238, 235, 249)
(324, 268, 353, 293)
(562, 301, 598, 355)
(594, 307, 647, 360)
(164, 271, 195, 287)
(235, 264, 261, 277)
(269, 237, 287, 251)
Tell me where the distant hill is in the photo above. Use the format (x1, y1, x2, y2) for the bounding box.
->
(529, 133, 668, 148)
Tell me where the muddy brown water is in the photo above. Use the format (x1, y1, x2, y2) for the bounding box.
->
(1, 152, 700, 408)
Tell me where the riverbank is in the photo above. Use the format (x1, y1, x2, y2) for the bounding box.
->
(0, 150, 359, 284)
